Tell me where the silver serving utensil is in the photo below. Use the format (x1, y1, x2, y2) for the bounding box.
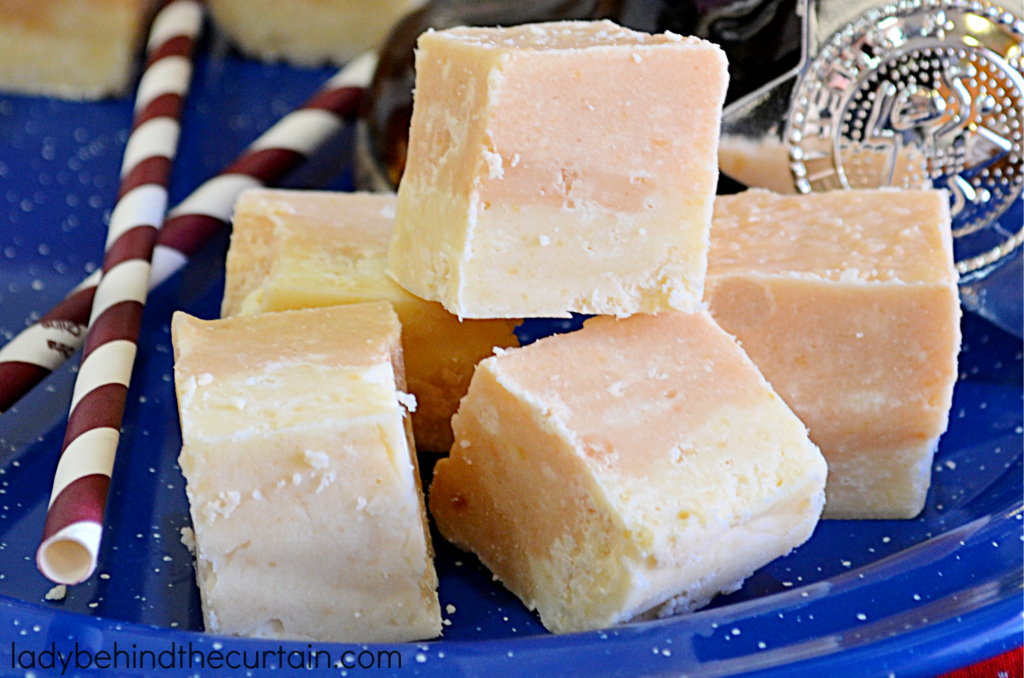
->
(720, 0, 1023, 337)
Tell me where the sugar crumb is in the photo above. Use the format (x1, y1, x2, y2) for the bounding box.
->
(482, 148, 504, 180)
(397, 391, 418, 413)
(316, 472, 337, 494)
(202, 491, 241, 522)
(44, 585, 66, 601)
(303, 450, 330, 471)
(180, 527, 195, 555)
(839, 268, 861, 283)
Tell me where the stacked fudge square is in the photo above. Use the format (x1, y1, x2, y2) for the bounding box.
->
(394, 21, 831, 635)
(171, 20, 961, 642)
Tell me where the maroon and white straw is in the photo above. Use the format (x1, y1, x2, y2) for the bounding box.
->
(35, 0, 204, 585)
(150, 51, 376, 287)
(0, 52, 376, 416)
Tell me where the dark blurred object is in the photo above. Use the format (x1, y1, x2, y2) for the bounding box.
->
(357, 0, 801, 189)
(648, 0, 800, 103)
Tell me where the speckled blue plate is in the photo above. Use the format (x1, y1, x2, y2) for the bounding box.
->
(0, 48, 1021, 678)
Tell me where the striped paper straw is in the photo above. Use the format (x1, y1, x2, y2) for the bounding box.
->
(35, 0, 204, 586)
(0, 52, 377, 415)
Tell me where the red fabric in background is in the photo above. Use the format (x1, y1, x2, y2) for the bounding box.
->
(942, 648, 1023, 678)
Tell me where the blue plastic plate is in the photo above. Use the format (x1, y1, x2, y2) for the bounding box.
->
(0, 49, 1021, 678)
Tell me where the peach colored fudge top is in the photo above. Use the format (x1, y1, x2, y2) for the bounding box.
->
(710, 188, 956, 285)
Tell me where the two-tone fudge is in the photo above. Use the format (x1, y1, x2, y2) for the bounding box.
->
(172, 302, 441, 642)
(429, 311, 827, 633)
(221, 189, 519, 451)
(388, 21, 728, 318)
(705, 189, 961, 519)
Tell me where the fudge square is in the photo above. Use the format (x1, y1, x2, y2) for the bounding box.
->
(429, 311, 827, 634)
(172, 302, 441, 642)
(0, 0, 153, 100)
(705, 189, 961, 520)
(388, 20, 729, 319)
(207, 0, 418, 66)
(221, 189, 519, 452)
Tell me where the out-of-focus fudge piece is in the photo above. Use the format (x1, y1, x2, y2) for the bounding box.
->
(717, 138, 931, 195)
(705, 188, 961, 519)
(172, 302, 442, 642)
(717, 138, 797, 195)
(429, 311, 827, 634)
(207, 0, 421, 66)
(388, 20, 728, 319)
(0, 0, 153, 99)
(221, 189, 519, 451)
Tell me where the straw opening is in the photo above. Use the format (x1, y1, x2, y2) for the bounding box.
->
(38, 537, 95, 585)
